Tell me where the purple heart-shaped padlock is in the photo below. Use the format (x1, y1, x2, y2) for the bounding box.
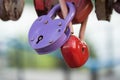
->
(28, 2, 75, 54)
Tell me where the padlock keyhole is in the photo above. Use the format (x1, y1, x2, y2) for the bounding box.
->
(82, 47, 85, 53)
(36, 35, 43, 44)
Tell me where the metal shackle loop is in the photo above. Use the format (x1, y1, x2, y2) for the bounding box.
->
(47, 2, 75, 25)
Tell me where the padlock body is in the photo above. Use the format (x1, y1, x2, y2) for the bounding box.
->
(61, 35, 89, 68)
(29, 16, 71, 54)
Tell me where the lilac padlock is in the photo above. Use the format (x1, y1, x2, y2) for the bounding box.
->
(28, 2, 75, 54)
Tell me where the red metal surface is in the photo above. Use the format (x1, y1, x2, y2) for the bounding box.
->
(61, 35, 89, 68)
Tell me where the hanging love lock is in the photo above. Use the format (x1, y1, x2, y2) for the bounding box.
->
(61, 35, 89, 68)
(59, 0, 93, 24)
(114, 0, 120, 14)
(28, 2, 75, 54)
(95, 0, 114, 21)
(34, 0, 93, 24)
(0, 0, 24, 21)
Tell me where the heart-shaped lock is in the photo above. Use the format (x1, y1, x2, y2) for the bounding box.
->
(28, 2, 75, 54)
(34, 0, 93, 24)
(61, 35, 89, 68)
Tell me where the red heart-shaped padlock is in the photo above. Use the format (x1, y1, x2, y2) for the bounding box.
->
(61, 35, 89, 68)
(34, 0, 93, 24)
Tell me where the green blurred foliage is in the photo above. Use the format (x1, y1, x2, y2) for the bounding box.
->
(8, 51, 59, 69)
(7, 36, 60, 69)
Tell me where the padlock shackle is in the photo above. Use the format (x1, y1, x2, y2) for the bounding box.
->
(47, 2, 75, 25)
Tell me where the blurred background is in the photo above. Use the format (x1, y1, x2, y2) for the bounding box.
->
(0, 0, 120, 80)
